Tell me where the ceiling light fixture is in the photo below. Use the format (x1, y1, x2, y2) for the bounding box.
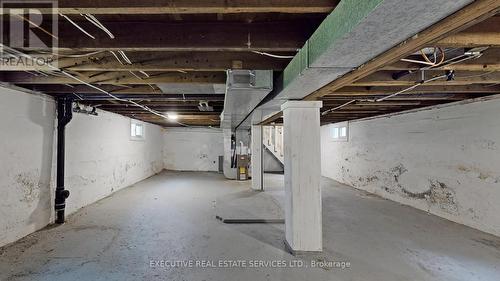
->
(167, 113, 179, 120)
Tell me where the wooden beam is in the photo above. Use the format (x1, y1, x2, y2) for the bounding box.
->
(324, 101, 423, 107)
(19, 84, 227, 96)
(353, 71, 500, 87)
(11, 0, 338, 14)
(22, 21, 315, 52)
(120, 113, 220, 121)
(437, 16, 500, 47)
(0, 71, 226, 85)
(384, 48, 500, 72)
(0, 51, 292, 72)
(258, 111, 283, 125)
(81, 99, 224, 105)
(322, 85, 500, 96)
(70, 94, 225, 101)
(305, 0, 500, 100)
(321, 94, 476, 101)
(22, 85, 158, 94)
(101, 108, 222, 114)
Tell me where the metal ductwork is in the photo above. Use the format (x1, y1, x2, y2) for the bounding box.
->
(220, 70, 273, 130)
(220, 70, 273, 179)
(252, 0, 476, 124)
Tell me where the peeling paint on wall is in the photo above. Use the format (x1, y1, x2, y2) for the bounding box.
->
(14, 172, 41, 204)
(321, 96, 500, 237)
(0, 87, 165, 247)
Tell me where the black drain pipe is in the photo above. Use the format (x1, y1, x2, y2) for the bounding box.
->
(55, 97, 73, 224)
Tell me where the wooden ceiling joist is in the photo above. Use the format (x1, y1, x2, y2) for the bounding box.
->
(383, 47, 500, 72)
(436, 16, 500, 47)
(15, 0, 338, 15)
(305, 0, 500, 100)
(1, 1, 499, 127)
(323, 85, 500, 96)
(23, 21, 315, 52)
(353, 71, 500, 87)
(0, 72, 226, 85)
(0, 51, 291, 72)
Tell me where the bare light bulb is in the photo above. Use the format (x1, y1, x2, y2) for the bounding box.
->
(168, 113, 179, 120)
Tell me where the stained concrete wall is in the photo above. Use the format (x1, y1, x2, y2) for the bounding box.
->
(321, 96, 500, 237)
(0, 88, 56, 248)
(65, 107, 164, 215)
(0, 87, 164, 247)
(163, 128, 223, 172)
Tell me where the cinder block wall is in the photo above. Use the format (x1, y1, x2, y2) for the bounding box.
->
(321, 96, 500, 237)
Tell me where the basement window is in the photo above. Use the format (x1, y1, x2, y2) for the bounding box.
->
(130, 120, 145, 141)
(331, 122, 349, 142)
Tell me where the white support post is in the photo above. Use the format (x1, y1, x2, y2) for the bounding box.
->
(251, 125, 263, 191)
(281, 100, 323, 254)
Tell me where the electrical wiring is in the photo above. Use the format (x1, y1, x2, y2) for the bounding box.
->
(322, 73, 451, 115)
(59, 13, 95, 39)
(393, 48, 485, 80)
(321, 100, 356, 116)
(118, 51, 132, 64)
(251, 51, 295, 59)
(35, 70, 49, 77)
(377, 72, 452, 102)
(109, 50, 133, 65)
(129, 71, 143, 80)
(109, 51, 124, 65)
(130, 71, 156, 92)
(1, 44, 188, 127)
(147, 84, 157, 92)
(322, 48, 476, 115)
(420, 47, 445, 66)
(13, 14, 58, 40)
(56, 70, 188, 126)
(377, 49, 486, 103)
(139, 71, 150, 78)
(24, 70, 39, 76)
(80, 14, 115, 39)
(400, 58, 436, 66)
(400, 47, 445, 66)
(35, 50, 105, 58)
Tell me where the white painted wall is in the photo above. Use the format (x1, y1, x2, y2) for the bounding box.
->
(0, 87, 164, 247)
(321, 96, 500, 237)
(0, 88, 56, 248)
(163, 127, 223, 172)
(65, 108, 164, 215)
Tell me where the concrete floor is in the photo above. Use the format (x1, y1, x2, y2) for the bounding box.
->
(1, 171, 499, 281)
